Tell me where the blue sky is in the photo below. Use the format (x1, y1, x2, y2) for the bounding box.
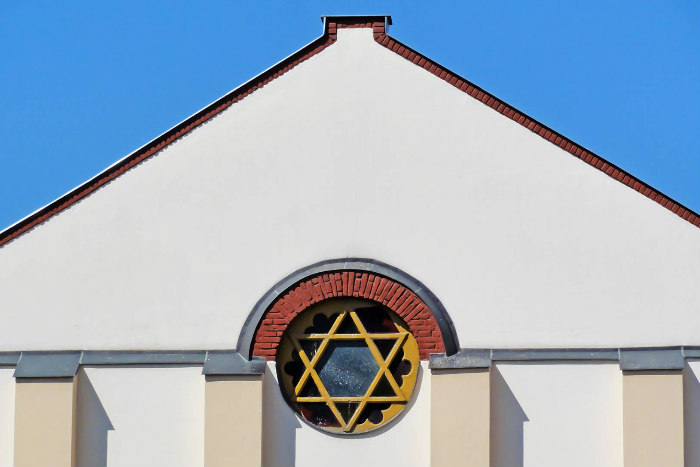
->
(1, 1, 698, 230)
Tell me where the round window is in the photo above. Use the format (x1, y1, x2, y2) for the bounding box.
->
(276, 297, 419, 434)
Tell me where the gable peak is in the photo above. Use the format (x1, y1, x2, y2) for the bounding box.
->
(321, 15, 392, 38)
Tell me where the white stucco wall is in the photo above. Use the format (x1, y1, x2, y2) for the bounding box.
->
(0, 27, 698, 352)
(0, 367, 15, 467)
(75, 365, 204, 467)
(262, 361, 430, 467)
(684, 360, 700, 467)
(491, 362, 623, 467)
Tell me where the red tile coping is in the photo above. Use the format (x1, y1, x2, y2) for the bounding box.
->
(370, 27, 699, 229)
(252, 271, 445, 361)
(0, 15, 696, 248)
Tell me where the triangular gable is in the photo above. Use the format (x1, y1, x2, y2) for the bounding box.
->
(1, 14, 697, 248)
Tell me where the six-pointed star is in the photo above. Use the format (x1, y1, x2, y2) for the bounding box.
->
(289, 308, 410, 432)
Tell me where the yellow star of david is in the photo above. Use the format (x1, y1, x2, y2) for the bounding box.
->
(278, 300, 419, 434)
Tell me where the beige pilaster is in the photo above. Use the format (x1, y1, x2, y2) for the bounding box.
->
(623, 370, 684, 467)
(14, 377, 76, 467)
(430, 368, 490, 467)
(205, 375, 263, 467)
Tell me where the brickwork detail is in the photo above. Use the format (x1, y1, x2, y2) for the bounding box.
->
(252, 271, 445, 361)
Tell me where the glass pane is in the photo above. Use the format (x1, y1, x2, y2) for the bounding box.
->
(373, 339, 395, 359)
(335, 314, 359, 334)
(299, 339, 321, 359)
(371, 374, 396, 397)
(304, 313, 339, 334)
(334, 402, 360, 423)
(299, 403, 341, 427)
(355, 306, 398, 332)
(317, 341, 379, 397)
(299, 378, 321, 397)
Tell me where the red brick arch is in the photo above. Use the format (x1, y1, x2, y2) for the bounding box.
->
(252, 271, 445, 360)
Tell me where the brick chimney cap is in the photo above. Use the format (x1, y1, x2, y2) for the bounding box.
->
(321, 15, 392, 26)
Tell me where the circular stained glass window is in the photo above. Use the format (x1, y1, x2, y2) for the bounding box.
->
(276, 297, 419, 434)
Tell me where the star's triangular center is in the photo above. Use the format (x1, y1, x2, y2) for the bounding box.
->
(316, 340, 378, 397)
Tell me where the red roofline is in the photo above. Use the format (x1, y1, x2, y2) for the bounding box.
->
(0, 16, 697, 247)
(368, 25, 699, 229)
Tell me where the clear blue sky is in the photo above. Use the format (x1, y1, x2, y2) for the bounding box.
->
(1, 1, 698, 230)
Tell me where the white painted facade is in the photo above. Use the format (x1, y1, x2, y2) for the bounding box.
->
(684, 360, 700, 467)
(0, 368, 15, 467)
(0, 28, 698, 351)
(1, 362, 667, 466)
(491, 362, 623, 467)
(0, 21, 698, 467)
(75, 366, 204, 467)
(263, 361, 430, 467)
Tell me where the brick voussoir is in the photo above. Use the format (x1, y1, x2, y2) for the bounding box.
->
(252, 270, 445, 360)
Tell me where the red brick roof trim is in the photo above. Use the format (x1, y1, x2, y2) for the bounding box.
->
(0, 19, 352, 248)
(371, 30, 699, 229)
(1, 16, 696, 248)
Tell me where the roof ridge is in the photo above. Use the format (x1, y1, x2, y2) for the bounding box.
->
(0, 18, 696, 248)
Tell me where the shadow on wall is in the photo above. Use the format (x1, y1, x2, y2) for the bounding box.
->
(262, 361, 428, 466)
(684, 361, 700, 467)
(263, 364, 301, 467)
(75, 368, 114, 467)
(490, 365, 528, 467)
